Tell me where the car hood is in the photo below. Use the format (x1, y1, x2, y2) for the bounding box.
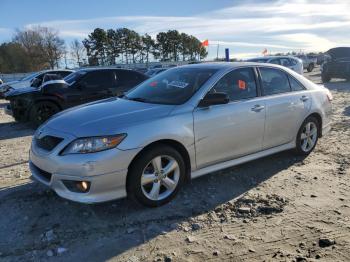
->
(0, 80, 19, 88)
(4, 86, 38, 97)
(327, 47, 350, 60)
(46, 98, 176, 137)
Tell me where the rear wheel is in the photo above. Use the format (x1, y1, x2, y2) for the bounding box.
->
(307, 63, 314, 72)
(127, 144, 185, 207)
(295, 116, 319, 155)
(29, 101, 60, 127)
(321, 73, 331, 83)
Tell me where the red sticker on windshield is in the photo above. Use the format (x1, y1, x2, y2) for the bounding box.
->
(149, 81, 158, 87)
(238, 80, 246, 90)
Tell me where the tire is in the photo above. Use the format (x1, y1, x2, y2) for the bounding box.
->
(29, 101, 60, 127)
(295, 116, 319, 156)
(127, 144, 186, 207)
(321, 73, 331, 83)
(307, 63, 314, 72)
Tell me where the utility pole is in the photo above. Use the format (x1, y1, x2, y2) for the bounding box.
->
(216, 43, 219, 61)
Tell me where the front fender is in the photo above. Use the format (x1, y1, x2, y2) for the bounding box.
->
(116, 112, 196, 170)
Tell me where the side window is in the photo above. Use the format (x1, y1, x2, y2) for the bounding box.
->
(269, 59, 281, 65)
(58, 71, 72, 78)
(116, 70, 138, 84)
(260, 67, 291, 95)
(80, 71, 114, 89)
(280, 58, 291, 67)
(289, 76, 305, 91)
(289, 58, 297, 66)
(211, 68, 257, 101)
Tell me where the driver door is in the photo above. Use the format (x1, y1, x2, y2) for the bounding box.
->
(193, 67, 266, 169)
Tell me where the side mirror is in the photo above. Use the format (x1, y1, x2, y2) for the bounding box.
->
(198, 92, 229, 107)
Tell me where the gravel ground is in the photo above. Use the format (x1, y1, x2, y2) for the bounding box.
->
(0, 69, 349, 262)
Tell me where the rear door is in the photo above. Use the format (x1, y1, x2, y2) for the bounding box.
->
(258, 67, 311, 149)
(193, 67, 266, 169)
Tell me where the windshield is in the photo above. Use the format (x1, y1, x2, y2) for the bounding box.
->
(22, 72, 40, 81)
(125, 67, 218, 105)
(64, 71, 86, 85)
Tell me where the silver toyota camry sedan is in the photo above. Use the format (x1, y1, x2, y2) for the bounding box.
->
(29, 63, 332, 207)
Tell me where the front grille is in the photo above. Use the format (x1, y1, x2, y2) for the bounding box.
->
(36, 135, 63, 151)
(31, 163, 52, 183)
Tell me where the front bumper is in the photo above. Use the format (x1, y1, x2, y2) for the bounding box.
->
(29, 128, 141, 203)
(29, 161, 129, 203)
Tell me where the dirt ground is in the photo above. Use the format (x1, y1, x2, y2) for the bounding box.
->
(0, 68, 349, 262)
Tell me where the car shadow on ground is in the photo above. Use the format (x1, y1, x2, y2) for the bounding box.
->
(323, 80, 350, 93)
(0, 150, 307, 261)
(344, 106, 350, 117)
(0, 121, 35, 140)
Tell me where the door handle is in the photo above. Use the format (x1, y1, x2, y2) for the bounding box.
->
(300, 95, 309, 102)
(251, 104, 265, 112)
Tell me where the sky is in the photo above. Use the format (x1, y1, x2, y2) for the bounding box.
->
(1, 0, 350, 60)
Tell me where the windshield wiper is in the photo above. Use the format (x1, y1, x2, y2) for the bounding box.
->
(124, 96, 149, 103)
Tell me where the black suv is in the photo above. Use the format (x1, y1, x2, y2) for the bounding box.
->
(5, 68, 148, 126)
(321, 47, 350, 83)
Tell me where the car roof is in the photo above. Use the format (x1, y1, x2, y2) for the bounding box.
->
(173, 62, 285, 70)
(249, 56, 296, 60)
(40, 69, 74, 73)
(78, 68, 139, 73)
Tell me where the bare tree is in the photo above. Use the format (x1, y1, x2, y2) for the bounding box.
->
(39, 27, 65, 69)
(13, 26, 65, 70)
(70, 39, 85, 66)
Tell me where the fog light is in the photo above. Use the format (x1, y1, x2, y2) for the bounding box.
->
(62, 180, 91, 193)
(81, 181, 89, 191)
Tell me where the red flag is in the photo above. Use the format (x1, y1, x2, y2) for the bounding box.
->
(201, 39, 209, 47)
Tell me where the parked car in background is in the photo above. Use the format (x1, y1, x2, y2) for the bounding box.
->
(133, 67, 148, 74)
(29, 63, 332, 207)
(5, 68, 148, 126)
(295, 54, 317, 72)
(321, 47, 350, 83)
(246, 56, 303, 75)
(0, 69, 74, 98)
(145, 68, 167, 77)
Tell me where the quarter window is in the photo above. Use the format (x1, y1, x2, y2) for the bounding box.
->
(211, 68, 257, 101)
(260, 68, 291, 95)
(289, 76, 305, 91)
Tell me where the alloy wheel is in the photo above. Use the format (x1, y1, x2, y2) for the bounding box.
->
(141, 155, 180, 201)
(300, 122, 318, 152)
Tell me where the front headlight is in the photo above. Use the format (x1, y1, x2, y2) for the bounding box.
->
(61, 134, 126, 155)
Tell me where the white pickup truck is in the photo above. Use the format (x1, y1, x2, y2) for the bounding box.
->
(295, 54, 317, 72)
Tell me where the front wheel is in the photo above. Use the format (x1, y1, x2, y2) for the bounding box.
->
(29, 101, 60, 127)
(295, 116, 319, 155)
(127, 145, 185, 207)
